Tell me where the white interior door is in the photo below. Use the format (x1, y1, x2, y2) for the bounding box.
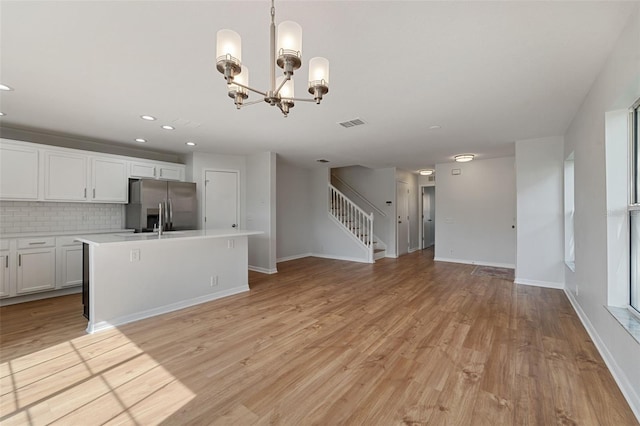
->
(204, 170, 239, 230)
(396, 181, 409, 256)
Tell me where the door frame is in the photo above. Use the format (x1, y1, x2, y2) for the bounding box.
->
(419, 183, 436, 249)
(396, 180, 410, 256)
(202, 168, 240, 230)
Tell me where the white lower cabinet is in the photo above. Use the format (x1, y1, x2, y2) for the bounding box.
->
(0, 251, 10, 298)
(17, 248, 56, 294)
(57, 237, 83, 288)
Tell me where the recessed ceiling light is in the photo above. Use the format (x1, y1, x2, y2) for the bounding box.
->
(419, 169, 434, 176)
(454, 154, 474, 163)
(185, 141, 197, 146)
(0, 84, 13, 91)
(140, 115, 156, 121)
(135, 138, 146, 143)
(162, 125, 175, 130)
(429, 125, 441, 130)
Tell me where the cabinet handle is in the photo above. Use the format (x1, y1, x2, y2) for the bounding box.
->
(84, 188, 87, 198)
(18, 254, 21, 267)
(29, 242, 46, 245)
(93, 188, 96, 198)
(5, 256, 7, 268)
(154, 167, 157, 177)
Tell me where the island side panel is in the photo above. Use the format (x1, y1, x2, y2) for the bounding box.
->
(88, 236, 249, 333)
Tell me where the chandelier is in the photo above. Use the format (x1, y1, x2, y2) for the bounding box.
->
(216, 0, 329, 117)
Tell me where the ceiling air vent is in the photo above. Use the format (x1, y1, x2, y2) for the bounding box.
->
(316, 159, 330, 163)
(338, 118, 365, 128)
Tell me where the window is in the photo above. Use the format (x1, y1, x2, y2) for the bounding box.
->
(630, 99, 640, 313)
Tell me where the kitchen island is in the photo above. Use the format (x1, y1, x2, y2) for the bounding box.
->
(76, 229, 262, 333)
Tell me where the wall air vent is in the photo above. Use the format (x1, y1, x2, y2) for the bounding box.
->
(316, 159, 330, 163)
(428, 176, 435, 182)
(338, 118, 365, 128)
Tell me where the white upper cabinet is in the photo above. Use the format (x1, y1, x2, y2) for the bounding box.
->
(91, 157, 128, 203)
(129, 160, 185, 181)
(0, 139, 186, 202)
(44, 151, 88, 201)
(129, 161, 157, 179)
(0, 141, 39, 200)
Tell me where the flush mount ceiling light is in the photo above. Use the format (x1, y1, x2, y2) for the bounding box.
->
(135, 138, 146, 143)
(161, 125, 175, 130)
(419, 169, 434, 176)
(185, 142, 197, 146)
(0, 112, 5, 116)
(216, 0, 329, 117)
(0, 84, 13, 91)
(454, 154, 475, 162)
(140, 115, 156, 121)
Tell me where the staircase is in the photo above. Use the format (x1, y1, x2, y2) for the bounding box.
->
(329, 184, 386, 263)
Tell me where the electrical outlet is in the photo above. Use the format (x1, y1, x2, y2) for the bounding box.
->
(130, 249, 141, 262)
(210, 275, 218, 287)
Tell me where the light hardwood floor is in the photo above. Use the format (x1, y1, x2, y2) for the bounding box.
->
(0, 250, 637, 425)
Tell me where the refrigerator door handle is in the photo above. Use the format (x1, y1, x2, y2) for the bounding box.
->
(168, 198, 173, 230)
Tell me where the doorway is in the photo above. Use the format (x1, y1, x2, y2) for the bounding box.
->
(422, 186, 435, 249)
(396, 181, 409, 256)
(204, 170, 239, 230)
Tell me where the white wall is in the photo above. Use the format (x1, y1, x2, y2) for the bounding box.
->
(276, 157, 312, 261)
(396, 169, 420, 252)
(185, 152, 247, 231)
(246, 152, 277, 273)
(563, 5, 640, 417)
(515, 136, 565, 288)
(310, 168, 370, 263)
(331, 166, 396, 256)
(434, 156, 516, 268)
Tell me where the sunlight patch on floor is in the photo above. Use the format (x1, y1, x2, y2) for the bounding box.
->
(0, 329, 195, 425)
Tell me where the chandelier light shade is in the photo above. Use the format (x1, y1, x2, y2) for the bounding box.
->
(308, 57, 329, 103)
(215, 0, 329, 117)
(216, 29, 242, 79)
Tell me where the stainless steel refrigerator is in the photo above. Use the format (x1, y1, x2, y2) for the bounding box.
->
(126, 179, 197, 232)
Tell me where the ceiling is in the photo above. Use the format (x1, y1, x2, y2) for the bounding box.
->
(0, 1, 637, 171)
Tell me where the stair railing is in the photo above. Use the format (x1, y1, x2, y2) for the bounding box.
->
(329, 184, 374, 261)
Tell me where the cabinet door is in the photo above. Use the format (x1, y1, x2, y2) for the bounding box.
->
(59, 246, 82, 288)
(0, 252, 10, 298)
(0, 142, 39, 200)
(17, 248, 56, 294)
(158, 165, 183, 181)
(44, 151, 88, 201)
(92, 157, 128, 203)
(129, 161, 157, 179)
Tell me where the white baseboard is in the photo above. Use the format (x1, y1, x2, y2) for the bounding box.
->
(0, 287, 82, 307)
(277, 253, 312, 263)
(409, 247, 420, 253)
(248, 265, 278, 274)
(564, 289, 640, 422)
(514, 277, 565, 289)
(311, 253, 371, 264)
(434, 256, 515, 269)
(87, 286, 250, 334)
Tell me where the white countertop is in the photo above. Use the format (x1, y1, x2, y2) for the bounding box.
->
(1, 229, 135, 239)
(76, 229, 263, 246)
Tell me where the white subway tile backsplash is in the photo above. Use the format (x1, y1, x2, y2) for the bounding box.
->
(0, 201, 125, 234)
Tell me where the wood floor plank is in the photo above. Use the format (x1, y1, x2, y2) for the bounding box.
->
(0, 250, 637, 425)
